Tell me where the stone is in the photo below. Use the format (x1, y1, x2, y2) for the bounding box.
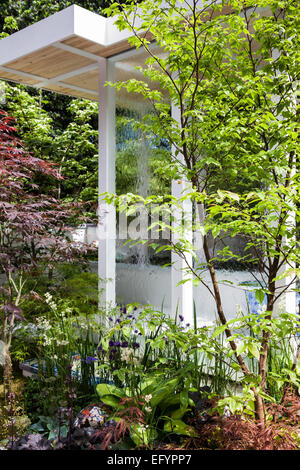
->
(73, 404, 107, 429)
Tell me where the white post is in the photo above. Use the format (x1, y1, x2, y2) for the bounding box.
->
(171, 104, 194, 326)
(97, 58, 116, 312)
(283, 87, 297, 315)
(275, 181, 297, 316)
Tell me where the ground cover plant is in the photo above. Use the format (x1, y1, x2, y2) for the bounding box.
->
(1, 301, 299, 450)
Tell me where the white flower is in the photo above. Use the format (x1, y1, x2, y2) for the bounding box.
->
(56, 339, 69, 346)
(121, 347, 134, 363)
(145, 406, 152, 413)
(257, 304, 267, 315)
(42, 336, 52, 346)
(144, 394, 152, 403)
(45, 292, 53, 303)
(138, 424, 147, 433)
(36, 316, 51, 331)
(44, 293, 57, 310)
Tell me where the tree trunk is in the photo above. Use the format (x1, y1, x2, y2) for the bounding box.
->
(197, 203, 266, 427)
(254, 392, 266, 427)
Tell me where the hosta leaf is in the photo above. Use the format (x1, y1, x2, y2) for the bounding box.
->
(96, 383, 126, 399)
(163, 419, 198, 437)
(99, 395, 122, 408)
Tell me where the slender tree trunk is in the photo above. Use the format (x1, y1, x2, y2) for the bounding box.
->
(202, 233, 266, 425)
(253, 392, 266, 426)
(197, 203, 266, 425)
(258, 264, 278, 392)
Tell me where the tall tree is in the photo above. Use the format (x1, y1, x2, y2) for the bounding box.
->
(104, 0, 300, 425)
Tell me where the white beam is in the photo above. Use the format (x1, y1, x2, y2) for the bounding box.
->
(108, 45, 146, 63)
(0, 65, 98, 97)
(34, 63, 99, 88)
(52, 41, 103, 62)
(51, 81, 98, 97)
(0, 65, 44, 82)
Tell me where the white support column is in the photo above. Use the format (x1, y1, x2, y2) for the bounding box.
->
(171, 104, 194, 325)
(284, 191, 297, 314)
(275, 180, 297, 316)
(97, 58, 116, 312)
(283, 88, 298, 315)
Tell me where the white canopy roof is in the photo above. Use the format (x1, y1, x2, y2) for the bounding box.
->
(0, 4, 143, 101)
(0, 2, 238, 102)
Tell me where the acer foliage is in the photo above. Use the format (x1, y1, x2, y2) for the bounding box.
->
(0, 110, 91, 398)
(0, 110, 87, 276)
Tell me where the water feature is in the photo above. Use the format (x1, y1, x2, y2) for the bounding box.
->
(134, 133, 151, 266)
(88, 259, 263, 324)
(112, 90, 283, 322)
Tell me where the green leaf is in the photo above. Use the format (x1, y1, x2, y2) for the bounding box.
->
(255, 289, 265, 304)
(170, 407, 190, 420)
(236, 341, 246, 356)
(179, 390, 189, 409)
(130, 423, 157, 447)
(248, 343, 260, 360)
(121, 326, 132, 339)
(99, 395, 122, 408)
(211, 324, 227, 338)
(96, 383, 126, 399)
(163, 419, 198, 437)
(150, 378, 179, 407)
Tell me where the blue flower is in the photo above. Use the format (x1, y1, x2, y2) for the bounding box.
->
(85, 356, 97, 364)
(133, 342, 140, 349)
(179, 315, 184, 322)
(121, 341, 128, 348)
